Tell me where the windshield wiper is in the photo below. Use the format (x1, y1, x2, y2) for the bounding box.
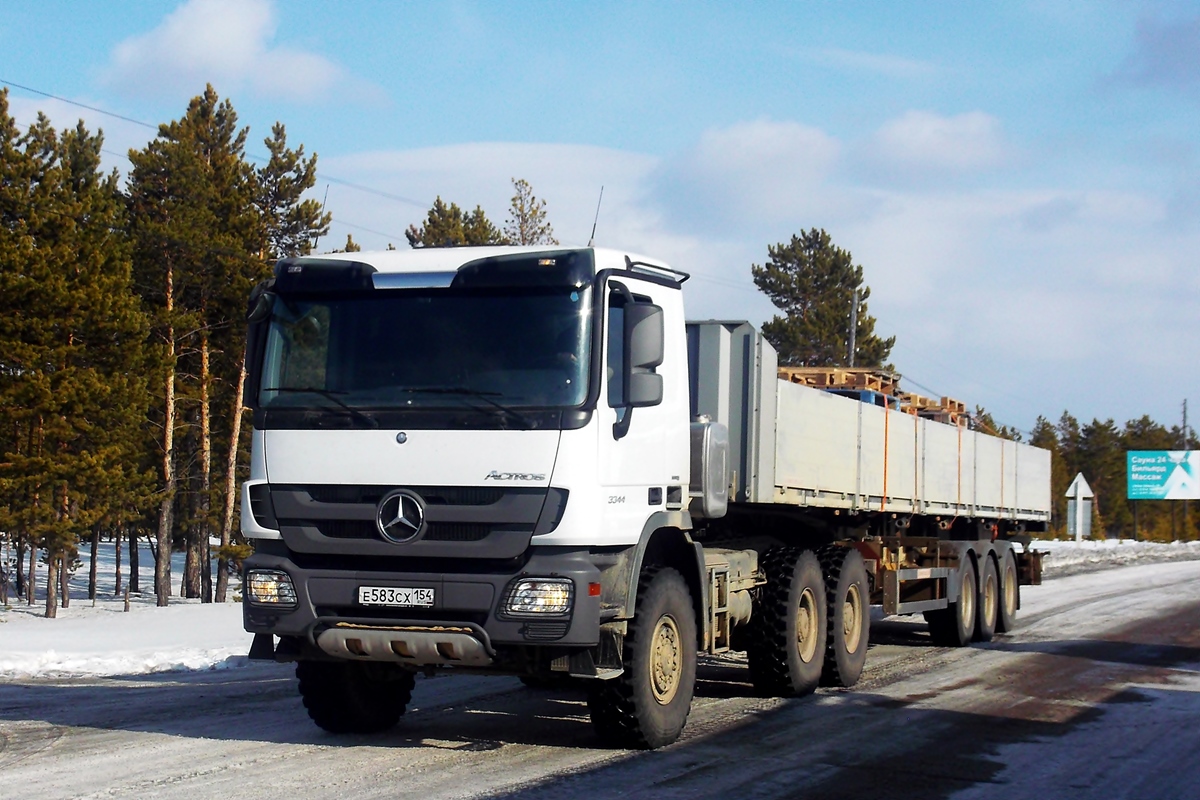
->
(400, 387, 534, 430)
(263, 387, 379, 429)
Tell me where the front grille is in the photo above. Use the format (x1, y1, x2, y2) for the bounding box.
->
(280, 519, 503, 542)
(300, 485, 509, 506)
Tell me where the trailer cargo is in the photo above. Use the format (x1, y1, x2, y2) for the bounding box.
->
(240, 246, 1049, 748)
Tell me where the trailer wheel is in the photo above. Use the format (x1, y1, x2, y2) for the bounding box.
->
(817, 545, 870, 688)
(975, 555, 1000, 642)
(747, 548, 826, 697)
(588, 567, 697, 749)
(996, 550, 1020, 633)
(296, 660, 415, 734)
(925, 556, 977, 647)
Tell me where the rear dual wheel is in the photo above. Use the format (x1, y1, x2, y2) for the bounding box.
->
(997, 550, 1020, 633)
(975, 555, 1000, 642)
(747, 548, 826, 697)
(818, 545, 870, 688)
(925, 556, 977, 647)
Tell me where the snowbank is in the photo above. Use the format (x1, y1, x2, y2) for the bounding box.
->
(0, 596, 251, 679)
(1, 537, 251, 679)
(1031, 537, 1200, 577)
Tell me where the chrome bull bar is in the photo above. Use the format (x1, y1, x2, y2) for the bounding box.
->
(316, 623, 493, 666)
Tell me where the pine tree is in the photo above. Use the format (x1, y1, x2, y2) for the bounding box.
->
(205, 123, 329, 603)
(503, 178, 557, 245)
(0, 92, 152, 617)
(127, 85, 261, 604)
(406, 197, 504, 247)
(333, 233, 361, 252)
(752, 229, 894, 367)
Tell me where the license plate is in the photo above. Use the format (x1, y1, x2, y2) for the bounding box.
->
(358, 586, 435, 608)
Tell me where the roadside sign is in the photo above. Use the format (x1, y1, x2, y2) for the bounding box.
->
(1065, 472, 1093, 541)
(1127, 451, 1200, 500)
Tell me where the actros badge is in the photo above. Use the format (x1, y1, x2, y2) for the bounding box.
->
(375, 489, 425, 543)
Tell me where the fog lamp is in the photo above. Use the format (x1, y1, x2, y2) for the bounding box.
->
(245, 570, 298, 607)
(503, 578, 574, 615)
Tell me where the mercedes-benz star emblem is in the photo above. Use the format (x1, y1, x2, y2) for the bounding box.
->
(375, 489, 425, 544)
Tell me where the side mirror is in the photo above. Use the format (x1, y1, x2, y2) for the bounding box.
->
(624, 303, 664, 369)
(244, 279, 276, 409)
(247, 284, 276, 323)
(623, 303, 664, 409)
(627, 371, 663, 407)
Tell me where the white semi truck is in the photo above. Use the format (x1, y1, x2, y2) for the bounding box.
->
(241, 246, 1050, 748)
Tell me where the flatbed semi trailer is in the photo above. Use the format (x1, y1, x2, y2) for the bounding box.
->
(240, 246, 1050, 748)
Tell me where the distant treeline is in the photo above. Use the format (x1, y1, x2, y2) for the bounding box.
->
(1028, 413, 1198, 542)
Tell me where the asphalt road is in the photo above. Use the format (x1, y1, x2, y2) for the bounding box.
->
(3, 560, 1199, 800)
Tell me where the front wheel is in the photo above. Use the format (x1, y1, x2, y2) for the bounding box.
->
(296, 660, 415, 734)
(588, 567, 697, 749)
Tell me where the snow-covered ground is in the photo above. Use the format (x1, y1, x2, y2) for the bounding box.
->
(1032, 537, 1200, 577)
(1, 538, 1198, 681)
(1, 539, 250, 679)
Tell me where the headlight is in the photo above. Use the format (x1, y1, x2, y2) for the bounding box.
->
(245, 570, 298, 606)
(503, 578, 574, 615)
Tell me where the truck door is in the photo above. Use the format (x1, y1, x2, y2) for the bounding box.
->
(597, 277, 672, 541)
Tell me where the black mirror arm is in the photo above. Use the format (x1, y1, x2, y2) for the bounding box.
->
(613, 407, 633, 440)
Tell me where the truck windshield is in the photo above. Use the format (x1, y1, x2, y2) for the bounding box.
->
(258, 287, 592, 411)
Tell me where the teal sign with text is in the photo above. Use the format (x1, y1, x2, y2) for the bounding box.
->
(1127, 451, 1200, 500)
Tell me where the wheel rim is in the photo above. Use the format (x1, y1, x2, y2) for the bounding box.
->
(650, 613, 682, 705)
(842, 584, 864, 655)
(795, 587, 819, 662)
(960, 571, 975, 631)
(983, 569, 997, 623)
(1003, 564, 1017, 616)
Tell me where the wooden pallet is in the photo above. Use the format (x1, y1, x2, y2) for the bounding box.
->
(940, 397, 966, 414)
(778, 367, 900, 395)
(918, 409, 969, 427)
(895, 391, 940, 410)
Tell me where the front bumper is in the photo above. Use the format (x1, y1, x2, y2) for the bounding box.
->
(242, 543, 605, 663)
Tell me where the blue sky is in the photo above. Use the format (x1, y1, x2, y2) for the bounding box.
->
(3, 0, 1199, 434)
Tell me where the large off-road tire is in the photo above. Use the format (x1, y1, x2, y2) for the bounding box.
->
(996, 550, 1020, 634)
(925, 556, 977, 647)
(817, 545, 870, 688)
(587, 567, 697, 749)
(747, 547, 826, 697)
(975, 555, 1000, 642)
(296, 660, 415, 734)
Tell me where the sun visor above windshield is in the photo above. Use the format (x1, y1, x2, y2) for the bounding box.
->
(452, 249, 594, 289)
(274, 258, 378, 293)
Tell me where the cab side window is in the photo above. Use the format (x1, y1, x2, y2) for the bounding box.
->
(606, 295, 625, 408)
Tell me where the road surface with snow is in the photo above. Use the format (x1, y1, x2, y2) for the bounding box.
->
(1, 552, 1199, 799)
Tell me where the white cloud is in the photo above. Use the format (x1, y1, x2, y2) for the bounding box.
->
(652, 119, 844, 233)
(808, 47, 936, 80)
(864, 110, 1009, 177)
(102, 0, 355, 101)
